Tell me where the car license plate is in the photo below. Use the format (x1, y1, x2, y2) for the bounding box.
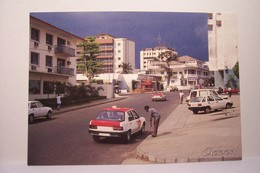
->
(99, 133, 110, 136)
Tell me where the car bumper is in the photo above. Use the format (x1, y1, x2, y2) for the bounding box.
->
(188, 106, 207, 112)
(152, 97, 165, 100)
(89, 130, 128, 138)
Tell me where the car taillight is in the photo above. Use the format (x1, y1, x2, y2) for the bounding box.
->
(113, 126, 123, 131)
(198, 104, 202, 107)
(89, 125, 97, 129)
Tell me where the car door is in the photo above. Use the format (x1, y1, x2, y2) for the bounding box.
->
(30, 101, 40, 117)
(207, 96, 218, 110)
(127, 111, 138, 133)
(213, 95, 226, 109)
(131, 110, 142, 132)
(35, 101, 45, 116)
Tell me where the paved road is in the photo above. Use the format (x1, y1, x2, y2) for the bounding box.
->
(28, 91, 183, 165)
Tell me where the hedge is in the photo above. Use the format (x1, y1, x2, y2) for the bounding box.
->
(37, 96, 107, 108)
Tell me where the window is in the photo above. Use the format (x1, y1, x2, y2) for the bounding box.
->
(57, 58, 65, 67)
(118, 50, 121, 53)
(118, 57, 121, 60)
(43, 81, 54, 94)
(207, 96, 214, 101)
(208, 24, 213, 31)
(216, 20, 222, 27)
(55, 82, 65, 94)
(31, 52, 39, 65)
(57, 37, 66, 45)
(131, 110, 140, 119)
(127, 111, 134, 121)
(46, 33, 53, 45)
(31, 28, 39, 41)
(118, 43, 121, 46)
(29, 80, 41, 94)
(46, 56, 53, 67)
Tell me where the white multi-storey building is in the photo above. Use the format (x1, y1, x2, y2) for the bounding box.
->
(114, 38, 135, 73)
(29, 16, 84, 100)
(208, 13, 239, 88)
(140, 46, 178, 71)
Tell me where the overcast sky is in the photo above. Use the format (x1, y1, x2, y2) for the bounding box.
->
(31, 12, 209, 68)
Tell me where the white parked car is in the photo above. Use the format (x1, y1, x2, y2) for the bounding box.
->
(188, 95, 233, 114)
(28, 101, 53, 124)
(89, 106, 146, 143)
(185, 89, 228, 103)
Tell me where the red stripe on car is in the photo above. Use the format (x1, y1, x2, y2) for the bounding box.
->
(90, 120, 121, 127)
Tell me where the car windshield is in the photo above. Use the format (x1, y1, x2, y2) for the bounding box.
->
(95, 111, 125, 122)
(191, 97, 204, 102)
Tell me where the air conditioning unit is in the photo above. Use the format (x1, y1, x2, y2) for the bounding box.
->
(48, 45, 52, 51)
(47, 68, 53, 73)
(34, 41, 39, 47)
(31, 65, 37, 71)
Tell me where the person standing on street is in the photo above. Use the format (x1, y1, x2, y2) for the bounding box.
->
(144, 105, 161, 137)
(56, 93, 61, 111)
(228, 87, 232, 98)
(179, 90, 184, 104)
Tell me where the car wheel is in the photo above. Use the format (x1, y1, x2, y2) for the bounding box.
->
(226, 103, 232, 109)
(140, 123, 146, 135)
(193, 110, 198, 114)
(124, 130, 131, 143)
(46, 111, 52, 120)
(205, 107, 211, 114)
(29, 114, 34, 124)
(93, 136, 100, 143)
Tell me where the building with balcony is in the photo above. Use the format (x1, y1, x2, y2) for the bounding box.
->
(141, 51, 212, 90)
(140, 46, 178, 71)
(76, 34, 136, 83)
(208, 13, 239, 88)
(29, 16, 85, 100)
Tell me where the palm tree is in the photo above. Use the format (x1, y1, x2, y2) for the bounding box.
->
(119, 62, 133, 74)
(154, 51, 178, 86)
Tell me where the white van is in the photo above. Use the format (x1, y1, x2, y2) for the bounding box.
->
(185, 89, 227, 103)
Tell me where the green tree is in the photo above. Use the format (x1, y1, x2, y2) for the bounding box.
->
(233, 61, 239, 79)
(154, 51, 178, 86)
(119, 62, 133, 74)
(77, 36, 102, 82)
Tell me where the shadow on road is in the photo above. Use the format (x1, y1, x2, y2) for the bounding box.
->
(96, 131, 153, 145)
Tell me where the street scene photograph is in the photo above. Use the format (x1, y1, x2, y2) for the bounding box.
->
(28, 11, 241, 165)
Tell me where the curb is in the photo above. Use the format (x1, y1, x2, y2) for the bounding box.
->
(53, 97, 127, 115)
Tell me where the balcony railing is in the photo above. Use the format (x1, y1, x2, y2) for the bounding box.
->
(56, 66, 74, 76)
(55, 45, 75, 57)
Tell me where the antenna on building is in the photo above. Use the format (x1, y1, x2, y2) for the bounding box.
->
(157, 33, 163, 47)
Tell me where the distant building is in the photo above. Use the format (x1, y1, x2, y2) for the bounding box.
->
(114, 38, 135, 73)
(140, 46, 211, 90)
(208, 13, 239, 88)
(29, 16, 84, 100)
(95, 34, 115, 73)
(140, 46, 178, 71)
(76, 34, 135, 83)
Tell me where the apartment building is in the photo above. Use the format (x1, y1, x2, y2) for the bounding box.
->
(208, 13, 239, 88)
(114, 38, 135, 73)
(168, 56, 212, 90)
(76, 34, 136, 84)
(95, 34, 115, 73)
(29, 16, 85, 100)
(140, 46, 178, 71)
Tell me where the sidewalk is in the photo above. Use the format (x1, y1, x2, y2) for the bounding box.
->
(123, 95, 242, 164)
(52, 96, 127, 115)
